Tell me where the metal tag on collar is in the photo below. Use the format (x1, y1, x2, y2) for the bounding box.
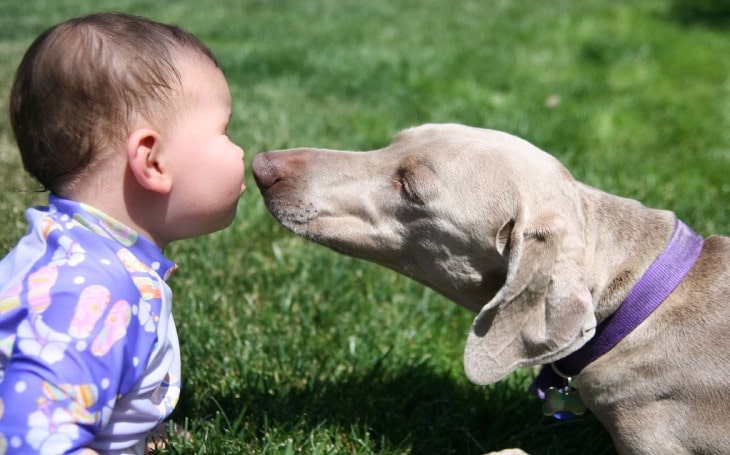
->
(542, 365, 587, 418)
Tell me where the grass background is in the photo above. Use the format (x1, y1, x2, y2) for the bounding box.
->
(1, 0, 729, 453)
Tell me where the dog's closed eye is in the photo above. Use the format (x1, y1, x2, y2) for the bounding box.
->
(395, 156, 435, 206)
(394, 170, 424, 205)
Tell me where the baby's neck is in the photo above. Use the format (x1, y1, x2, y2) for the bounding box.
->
(61, 169, 167, 250)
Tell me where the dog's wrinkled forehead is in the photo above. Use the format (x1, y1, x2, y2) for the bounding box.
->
(394, 122, 518, 145)
(391, 123, 573, 183)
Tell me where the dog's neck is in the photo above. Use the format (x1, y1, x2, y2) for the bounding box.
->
(558, 217, 704, 376)
(577, 183, 677, 325)
(531, 210, 704, 417)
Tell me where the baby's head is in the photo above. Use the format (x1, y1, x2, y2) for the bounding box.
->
(9, 12, 218, 195)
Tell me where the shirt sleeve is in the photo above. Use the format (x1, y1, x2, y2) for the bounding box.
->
(0, 261, 156, 454)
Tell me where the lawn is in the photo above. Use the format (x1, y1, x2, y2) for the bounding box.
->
(0, 0, 728, 453)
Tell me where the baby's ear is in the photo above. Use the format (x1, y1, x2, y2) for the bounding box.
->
(126, 128, 171, 194)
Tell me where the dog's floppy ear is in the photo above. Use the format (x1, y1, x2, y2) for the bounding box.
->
(463, 211, 595, 385)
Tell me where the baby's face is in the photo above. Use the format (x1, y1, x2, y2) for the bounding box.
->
(158, 52, 245, 241)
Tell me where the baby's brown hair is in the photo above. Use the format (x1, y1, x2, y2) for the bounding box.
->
(9, 12, 219, 194)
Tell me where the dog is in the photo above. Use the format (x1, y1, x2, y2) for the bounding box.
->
(251, 123, 730, 454)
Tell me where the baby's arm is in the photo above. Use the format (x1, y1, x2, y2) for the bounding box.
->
(0, 312, 117, 453)
(0, 272, 151, 454)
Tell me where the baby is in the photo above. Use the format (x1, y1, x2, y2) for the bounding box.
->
(0, 12, 244, 454)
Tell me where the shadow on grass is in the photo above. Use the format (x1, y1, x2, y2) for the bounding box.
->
(177, 363, 614, 454)
(670, 0, 730, 27)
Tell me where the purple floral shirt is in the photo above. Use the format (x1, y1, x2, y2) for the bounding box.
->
(0, 195, 180, 454)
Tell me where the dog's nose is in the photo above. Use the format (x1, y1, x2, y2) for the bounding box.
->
(252, 148, 321, 191)
(251, 152, 279, 190)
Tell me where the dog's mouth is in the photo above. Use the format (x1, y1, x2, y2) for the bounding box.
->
(264, 199, 318, 228)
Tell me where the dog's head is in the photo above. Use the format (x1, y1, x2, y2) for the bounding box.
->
(253, 123, 596, 384)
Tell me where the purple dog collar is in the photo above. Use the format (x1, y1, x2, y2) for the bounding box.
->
(531, 219, 704, 415)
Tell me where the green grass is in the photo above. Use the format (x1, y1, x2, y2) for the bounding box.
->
(1, 0, 729, 453)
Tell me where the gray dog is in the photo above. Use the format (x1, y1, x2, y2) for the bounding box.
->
(252, 123, 730, 454)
